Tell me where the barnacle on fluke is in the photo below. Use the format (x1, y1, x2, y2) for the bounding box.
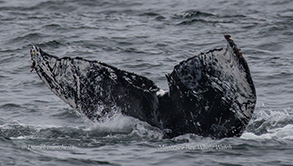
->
(30, 35, 256, 139)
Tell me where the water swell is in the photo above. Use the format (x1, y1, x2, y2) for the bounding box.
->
(7, 32, 45, 46)
(173, 10, 215, 19)
(245, 106, 293, 140)
(0, 114, 163, 146)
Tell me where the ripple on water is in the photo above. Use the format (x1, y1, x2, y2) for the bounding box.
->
(7, 32, 44, 46)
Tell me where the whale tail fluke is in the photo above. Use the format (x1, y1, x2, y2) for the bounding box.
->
(30, 46, 162, 126)
(30, 35, 256, 139)
(161, 35, 256, 138)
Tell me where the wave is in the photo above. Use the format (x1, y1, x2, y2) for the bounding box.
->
(243, 106, 293, 140)
(2, 114, 163, 142)
(7, 32, 44, 45)
(37, 40, 66, 49)
(173, 10, 214, 19)
(242, 124, 293, 140)
(3, 105, 293, 143)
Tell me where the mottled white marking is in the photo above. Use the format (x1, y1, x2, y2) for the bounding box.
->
(156, 89, 166, 96)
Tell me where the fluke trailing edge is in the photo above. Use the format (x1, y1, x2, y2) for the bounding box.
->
(30, 35, 256, 138)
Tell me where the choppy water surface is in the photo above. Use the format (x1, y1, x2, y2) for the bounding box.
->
(0, 0, 293, 165)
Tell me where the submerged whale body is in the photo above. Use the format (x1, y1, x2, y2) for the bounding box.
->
(30, 35, 256, 138)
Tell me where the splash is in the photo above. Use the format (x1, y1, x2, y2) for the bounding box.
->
(242, 106, 293, 140)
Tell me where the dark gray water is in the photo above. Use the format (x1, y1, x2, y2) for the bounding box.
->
(0, 0, 293, 165)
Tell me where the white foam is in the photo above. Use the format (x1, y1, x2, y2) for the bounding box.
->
(130, 120, 163, 139)
(86, 113, 137, 132)
(241, 124, 293, 140)
(85, 113, 164, 139)
(241, 106, 293, 140)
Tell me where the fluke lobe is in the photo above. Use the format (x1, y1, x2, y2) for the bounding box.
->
(30, 35, 256, 139)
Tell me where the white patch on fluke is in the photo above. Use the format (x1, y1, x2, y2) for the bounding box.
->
(156, 89, 166, 96)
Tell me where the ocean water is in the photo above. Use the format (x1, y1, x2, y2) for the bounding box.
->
(0, 0, 293, 165)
